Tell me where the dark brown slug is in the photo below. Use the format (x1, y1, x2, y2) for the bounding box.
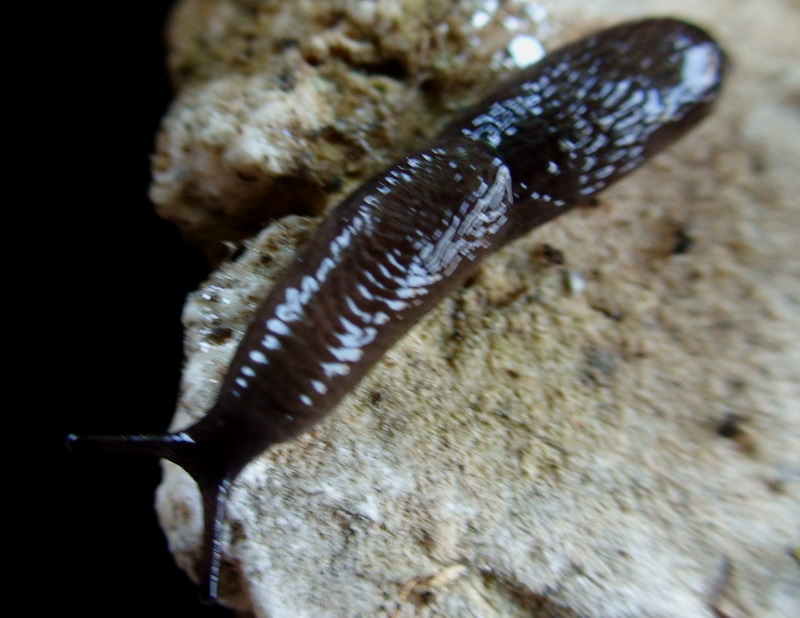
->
(68, 17, 726, 603)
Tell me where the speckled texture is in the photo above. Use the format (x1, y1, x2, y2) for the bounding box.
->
(156, 1, 799, 616)
(150, 0, 554, 249)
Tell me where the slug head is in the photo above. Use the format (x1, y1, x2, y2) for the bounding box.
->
(449, 18, 727, 234)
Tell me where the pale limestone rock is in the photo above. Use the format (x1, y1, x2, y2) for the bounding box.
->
(156, 0, 800, 616)
(151, 0, 551, 247)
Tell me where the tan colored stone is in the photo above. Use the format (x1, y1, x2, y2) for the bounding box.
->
(150, 0, 552, 248)
(157, 1, 800, 616)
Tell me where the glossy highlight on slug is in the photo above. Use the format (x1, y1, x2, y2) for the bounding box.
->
(67, 17, 726, 604)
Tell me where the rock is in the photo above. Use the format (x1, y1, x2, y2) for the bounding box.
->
(150, 0, 550, 249)
(156, 1, 800, 616)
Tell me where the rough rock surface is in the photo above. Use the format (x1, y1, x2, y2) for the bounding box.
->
(156, 1, 799, 616)
(150, 0, 553, 248)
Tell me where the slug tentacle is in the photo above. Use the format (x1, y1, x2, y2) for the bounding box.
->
(67, 427, 246, 602)
(69, 17, 726, 604)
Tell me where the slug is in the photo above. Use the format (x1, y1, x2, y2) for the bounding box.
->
(68, 17, 726, 604)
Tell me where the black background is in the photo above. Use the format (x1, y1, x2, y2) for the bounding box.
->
(50, 3, 234, 616)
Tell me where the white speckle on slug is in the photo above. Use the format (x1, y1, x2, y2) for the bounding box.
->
(262, 334, 282, 350)
(321, 362, 350, 378)
(249, 350, 268, 364)
(267, 318, 291, 335)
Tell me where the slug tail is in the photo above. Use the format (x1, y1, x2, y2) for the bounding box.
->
(66, 430, 239, 604)
(195, 474, 233, 604)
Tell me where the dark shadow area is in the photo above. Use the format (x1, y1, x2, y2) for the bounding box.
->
(48, 3, 234, 616)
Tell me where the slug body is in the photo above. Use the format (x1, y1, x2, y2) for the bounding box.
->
(69, 18, 726, 603)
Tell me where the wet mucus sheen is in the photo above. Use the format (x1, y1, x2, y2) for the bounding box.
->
(68, 18, 726, 603)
